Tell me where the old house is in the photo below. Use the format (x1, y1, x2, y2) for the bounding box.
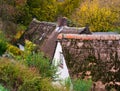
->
(18, 17, 120, 90)
(18, 17, 91, 59)
(17, 17, 91, 90)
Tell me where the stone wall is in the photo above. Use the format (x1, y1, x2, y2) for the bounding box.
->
(58, 34, 120, 90)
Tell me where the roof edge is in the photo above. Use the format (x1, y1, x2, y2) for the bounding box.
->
(57, 34, 120, 40)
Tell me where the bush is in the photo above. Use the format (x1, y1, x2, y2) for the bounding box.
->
(24, 39, 36, 56)
(24, 52, 56, 78)
(0, 32, 7, 56)
(19, 78, 61, 91)
(71, 0, 119, 32)
(7, 43, 23, 57)
(0, 58, 60, 91)
(23, 40, 55, 78)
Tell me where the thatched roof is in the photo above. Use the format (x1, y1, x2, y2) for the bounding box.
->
(18, 18, 91, 59)
(18, 19, 56, 46)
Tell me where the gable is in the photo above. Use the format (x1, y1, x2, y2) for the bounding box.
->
(17, 18, 91, 59)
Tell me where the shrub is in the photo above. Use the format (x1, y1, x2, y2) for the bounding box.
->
(24, 39, 36, 56)
(71, 0, 119, 32)
(0, 58, 60, 91)
(0, 31, 7, 56)
(24, 52, 56, 78)
(0, 57, 39, 91)
(19, 78, 61, 91)
(7, 43, 23, 57)
(23, 40, 55, 78)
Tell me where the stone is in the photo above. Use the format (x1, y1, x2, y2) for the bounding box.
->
(77, 42, 84, 48)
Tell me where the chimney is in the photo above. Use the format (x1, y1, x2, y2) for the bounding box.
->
(57, 17, 67, 27)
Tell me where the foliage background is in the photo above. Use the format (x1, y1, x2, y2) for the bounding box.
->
(71, 0, 120, 31)
(0, 0, 120, 32)
(0, 0, 120, 90)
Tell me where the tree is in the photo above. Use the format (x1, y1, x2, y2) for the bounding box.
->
(27, 0, 58, 22)
(57, 0, 82, 18)
(0, 0, 28, 23)
(71, 0, 119, 32)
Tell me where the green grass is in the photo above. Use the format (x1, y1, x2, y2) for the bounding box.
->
(73, 79, 92, 91)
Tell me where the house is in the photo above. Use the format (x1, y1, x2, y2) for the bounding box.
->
(17, 17, 91, 90)
(17, 17, 91, 59)
(17, 17, 120, 90)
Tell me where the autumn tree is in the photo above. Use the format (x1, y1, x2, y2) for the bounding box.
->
(107, 0, 120, 28)
(71, 0, 119, 32)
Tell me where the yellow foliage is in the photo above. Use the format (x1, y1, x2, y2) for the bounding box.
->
(7, 43, 23, 57)
(71, 0, 119, 32)
(24, 39, 36, 56)
(7, 40, 36, 59)
(15, 30, 24, 39)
